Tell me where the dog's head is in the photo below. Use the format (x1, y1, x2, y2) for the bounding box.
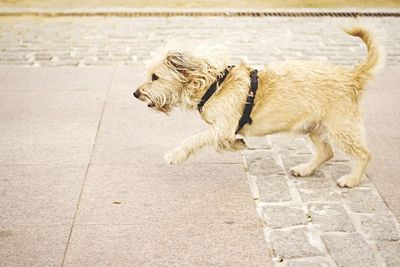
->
(133, 51, 196, 113)
(134, 43, 227, 113)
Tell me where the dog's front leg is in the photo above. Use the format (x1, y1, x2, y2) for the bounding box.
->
(164, 131, 214, 165)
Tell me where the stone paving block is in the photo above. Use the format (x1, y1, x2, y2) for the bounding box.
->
(282, 154, 311, 169)
(0, 225, 70, 267)
(321, 233, 376, 267)
(309, 203, 355, 232)
(322, 162, 352, 179)
(33, 52, 53, 60)
(0, 164, 86, 226)
(359, 215, 399, 241)
(257, 176, 292, 203)
(0, 60, 32, 66)
(262, 205, 307, 229)
(342, 188, 390, 214)
(64, 223, 270, 266)
(269, 227, 324, 260)
(270, 135, 310, 153)
(245, 151, 285, 176)
(247, 174, 260, 199)
(330, 149, 351, 163)
(244, 136, 272, 150)
(245, 149, 276, 164)
(295, 180, 341, 202)
(39, 60, 80, 67)
(281, 155, 326, 179)
(377, 241, 400, 267)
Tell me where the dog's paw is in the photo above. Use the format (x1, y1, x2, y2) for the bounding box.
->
(164, 149, 187, 165)
(336, 175, 360, 188)
(232, 139, 247, 150)
(290, 164, 313, 177)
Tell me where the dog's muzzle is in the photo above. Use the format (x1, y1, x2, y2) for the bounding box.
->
(133, 89, 156, 108)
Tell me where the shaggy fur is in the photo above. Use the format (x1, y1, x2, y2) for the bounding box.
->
(134, 26, 381, 188)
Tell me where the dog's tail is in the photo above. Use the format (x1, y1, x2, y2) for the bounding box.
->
(343, 25, 382, 87)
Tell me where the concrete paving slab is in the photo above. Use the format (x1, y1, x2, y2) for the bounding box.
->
(0, 67, 114, 91)
(364, 66, 400, 219)
(75, 163, 254, 225)
(0, 122, 98, 164)
(63, 223, 270, 266)
(0, 91, 106, 122)
(0, 164, 86, 226)
(0, 225, 70, 267)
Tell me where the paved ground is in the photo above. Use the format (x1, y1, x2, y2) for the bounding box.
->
(0, 15, 400, 266)
(0, 16, 400, 67)
(0, 66, 270, 266)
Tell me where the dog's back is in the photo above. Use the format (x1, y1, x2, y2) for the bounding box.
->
(256, 26, 382, 124)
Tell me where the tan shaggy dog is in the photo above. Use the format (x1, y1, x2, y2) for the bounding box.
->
(134, 25, 381, 188)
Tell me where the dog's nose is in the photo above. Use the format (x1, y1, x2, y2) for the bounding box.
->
(133, 90, 140, 98)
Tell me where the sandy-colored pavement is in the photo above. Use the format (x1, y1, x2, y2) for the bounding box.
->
(364, 66, 400, 222)
(0, 66, 271, 266)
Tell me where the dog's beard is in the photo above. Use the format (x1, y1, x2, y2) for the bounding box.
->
(142, 93, 172, 114)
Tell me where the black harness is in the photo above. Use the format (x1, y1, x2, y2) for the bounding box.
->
(197, 66, 233, 113)
(197, 66, 259, 134)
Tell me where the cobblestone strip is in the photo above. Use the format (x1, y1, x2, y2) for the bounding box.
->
(242, 135, 400, 267)
(0, 16, 399, 67)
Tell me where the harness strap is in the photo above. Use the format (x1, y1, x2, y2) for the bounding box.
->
(197, 66, 233, 113)
(197, 67, 259, 135)
(236, 70, 258, 134)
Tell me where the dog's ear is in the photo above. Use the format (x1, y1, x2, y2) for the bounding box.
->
(166, 52, 196, 75)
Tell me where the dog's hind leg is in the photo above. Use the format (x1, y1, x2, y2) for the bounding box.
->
(291, 131, 333, 177)
(323, 115, 372, 187)
(329, 128, 371, 188)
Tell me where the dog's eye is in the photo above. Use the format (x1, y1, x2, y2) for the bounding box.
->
(152, 73, 159, 81)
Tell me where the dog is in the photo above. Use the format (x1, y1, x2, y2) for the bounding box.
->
(134, 25, 381, 188)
